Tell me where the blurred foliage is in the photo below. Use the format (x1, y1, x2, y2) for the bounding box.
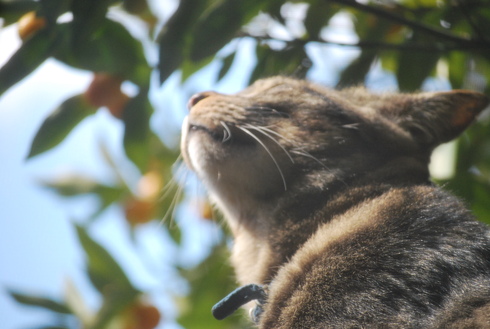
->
(2, 0, 490, 328)
(177, 245, 253, 329)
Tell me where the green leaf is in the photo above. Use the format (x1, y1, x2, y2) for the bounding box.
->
(94, 185, 126, 214)
(379, 50, 398, 73)
(396, 52, 440, 91)
(447, 52, 466, 89)
(399, 0, 439, 8)
(158, 0, 265, 83)
(249, 44, 309, 84)
(157, 0, 207, 83)
(178, 244, 251, 329)
(27, 95, 96, 159)
(55, 19, 150, 86)
(472, 182, 490, 225)
(471, 55, 490, 93)
(167, 223, 182, 245)
(91, 288, 140, 329)
(8, 290, 71, 314)
(70, 0, 111, 48)
(122, 90, 152, 173)
(337, 15, 394, 88)
(189, 0, 264, 62)
(264, 0, 286, 25)
(455, 3, 490, 39)
(75, 224, 137, 294)
(396, 34, 440, 91)
(304, 1, 339, 39)
(249, 44, 270, 84)
(181, 56, 213, 83)
(337, 50, 377, 88)
(123, 0, 150, 14)
(39, 0, 70, 24)
(40, 174, 125, 217)
(217, 51, 236, 82)
(438, 118, 490, 226)
(158, 37, 184, 85)
(0, 1, 40, 26)
(188, 0, 241, 62)
(41, 174, 111, 196)
(0, 24, 63, 96)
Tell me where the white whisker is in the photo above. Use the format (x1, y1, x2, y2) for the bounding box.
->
(220, 121, 232, 142)
(256, 125, 296, 144)
(159, 180, 184, 226)
(160, 166, 183, 201)
(241, 124, 295, 164)
(290, 149, 328, 170)
(291, 149, 348, 187)
(159, 156, 187, 225)
(237, 126, 288, 191)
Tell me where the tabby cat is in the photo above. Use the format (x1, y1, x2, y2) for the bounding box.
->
(180, 76, 490, 328)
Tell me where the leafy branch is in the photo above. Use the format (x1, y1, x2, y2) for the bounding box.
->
(455, 0, 489, 42)
(326, 0, 490, 48)
(237, 32, 488, 52)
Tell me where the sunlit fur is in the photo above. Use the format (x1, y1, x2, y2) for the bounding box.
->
(181, 76, 490, 328)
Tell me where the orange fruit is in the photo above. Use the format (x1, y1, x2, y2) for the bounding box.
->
(124, 197, 156, 225)
(83, 73, 130, 118)
(18, 12, 46, 40)
(124, 301, 161, 329)
(132, 303, 161, 329)
(200, 200, 214, 220)
(137, 170, 164, 201)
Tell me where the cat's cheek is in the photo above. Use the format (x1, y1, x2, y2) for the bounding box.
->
(186, 136, 210, 179)
(181, 117, 207, 174)
(180, 116, 193, 170)
(182, 116, 216, 175)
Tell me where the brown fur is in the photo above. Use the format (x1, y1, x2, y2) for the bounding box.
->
(181, 77, 490, 328)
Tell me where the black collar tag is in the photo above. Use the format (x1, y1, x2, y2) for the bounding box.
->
(212, 284, 267, 322)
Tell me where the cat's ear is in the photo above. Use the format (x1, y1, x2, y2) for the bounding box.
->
(399, 90, 489, 147)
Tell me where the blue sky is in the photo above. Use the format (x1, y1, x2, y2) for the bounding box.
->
(0, 56, 92, 327)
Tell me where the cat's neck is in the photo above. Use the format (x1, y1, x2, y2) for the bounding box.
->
(225, 156, 430, 235)
(226, 156, 431, 285)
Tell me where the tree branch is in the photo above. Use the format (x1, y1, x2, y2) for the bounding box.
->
(326, 0, 487, 47)
(455, 0, 489, 42)
(237, 32, 488, 52)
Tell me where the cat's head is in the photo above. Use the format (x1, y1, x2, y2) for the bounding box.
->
(181, 77, 488, 220)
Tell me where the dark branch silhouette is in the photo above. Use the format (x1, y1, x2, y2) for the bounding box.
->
(237, 32, 489, 52)
(325, 0, 490, 48)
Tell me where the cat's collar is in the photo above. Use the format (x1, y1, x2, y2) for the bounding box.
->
(212, 283, 267, 324)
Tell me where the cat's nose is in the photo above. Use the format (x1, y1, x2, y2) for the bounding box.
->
(187, 91, 218, 110)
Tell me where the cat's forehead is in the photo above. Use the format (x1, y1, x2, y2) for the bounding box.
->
(233, 77, 341, 110)
(238, 77, 303, 97)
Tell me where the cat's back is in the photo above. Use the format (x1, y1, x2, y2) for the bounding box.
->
(261, 184, 490, 329)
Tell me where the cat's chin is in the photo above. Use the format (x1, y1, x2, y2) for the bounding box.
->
(181, 115, 294, 215)
(181, 116, 256, 171)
